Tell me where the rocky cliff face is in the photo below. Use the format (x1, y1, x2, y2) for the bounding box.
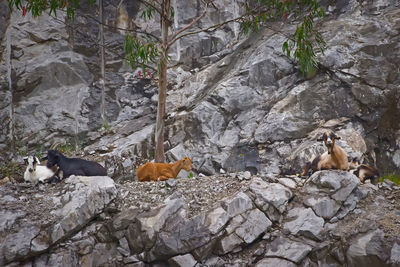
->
(0, 0, 399, 178)
(1, 172, 400, 266)
(0, 1, 400, 265)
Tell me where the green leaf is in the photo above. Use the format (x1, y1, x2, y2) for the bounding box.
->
(282, 41, 290, 57)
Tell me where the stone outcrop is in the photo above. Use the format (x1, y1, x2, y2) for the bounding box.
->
(0, 0, 399, 264)
(1, 171, 399, 266)
(0, 176, 117, 266)
(0, 0, 399, 180)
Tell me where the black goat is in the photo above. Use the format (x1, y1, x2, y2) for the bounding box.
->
(44, 150, 107, 179)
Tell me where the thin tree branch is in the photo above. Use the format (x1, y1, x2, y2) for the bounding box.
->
(167, 1, 209, 48)
(169, 8, 295, 46)
(80, 12, 161, 42)
(137, 0, 162, 16)
(51, 13, 159, 73)
(137, 0, 173, 26)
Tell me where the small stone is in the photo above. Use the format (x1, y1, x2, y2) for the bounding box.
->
(168, 253, 197, 267)
(166, 179, 178, 187)
(262, 233, 271, 240)
(243, 171, 252, 180)
(124, 255, 140, 264)
(353, 209, 362, 214)
(253, 247, 265, 256)
(330, 216, 339, 223)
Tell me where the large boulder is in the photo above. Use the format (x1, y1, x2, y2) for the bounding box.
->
(302, 171, 360, 220)
(0, 176, 117, 265)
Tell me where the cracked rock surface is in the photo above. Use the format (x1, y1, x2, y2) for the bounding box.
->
(1, 171, 399, 266)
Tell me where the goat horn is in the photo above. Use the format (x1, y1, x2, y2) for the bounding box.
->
(50, 142, 61, 150)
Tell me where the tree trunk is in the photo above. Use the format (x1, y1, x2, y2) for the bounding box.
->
(155, 0, 170, 163)
(6, 30, 15, 155)
(155, 55, 167, 163)
(98, 0, 106, 126)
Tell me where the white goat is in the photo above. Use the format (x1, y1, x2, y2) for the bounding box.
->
(23, 156, 54, 184)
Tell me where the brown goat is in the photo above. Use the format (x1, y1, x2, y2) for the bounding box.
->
(136, 157, 193, 182)
(302, 131, 349, 176)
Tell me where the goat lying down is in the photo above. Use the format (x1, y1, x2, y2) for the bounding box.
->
(137, 157, 193, 182)
(23, 156, 54, 184)
(302, 131, 349, 176)
(349, 157, 380, 184)
(44, 150, 107, 179)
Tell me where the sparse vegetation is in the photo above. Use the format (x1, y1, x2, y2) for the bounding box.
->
(187, 171, 194, 179)
(99, 123, 111, 132)
(0, 162, 21, 181)
(16, 147, 27, 156)
(58, 142, 80, 154)
(379, 173, 400, 185)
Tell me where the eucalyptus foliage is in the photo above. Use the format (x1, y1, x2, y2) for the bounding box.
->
(241, 0, 326, 75)
(123, 36, 159, 72)
(7, 0, 94, 19)
(8, 0, 326, 75)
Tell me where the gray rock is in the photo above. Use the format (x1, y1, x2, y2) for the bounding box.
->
(390, 243, 400, 265)
(126, 197, 185, 253)
(336, 187, 365, 219)
(145, 213, 210, 261)
(0, 210, 25, 232)
(347, 229, 390, 267)
(0, 176, 116, 265)
(222, 192, 253, 217)
(216, 233, 243, 255)
(202, 256, 226, 267)
(265, 236, 312, 263)
(118, 237, 131, 256)
(303, 170, 360, 199)
(123, 255, 141, 264)
(255, 257, 296, 267)
(168, 254, 197, 267)
(304, 196, 341, 219)
(206, 207, 230, 235)
(249, 177, 292, 222)
(92, 242, 118, 267)
(54, 176, 117, 240)
(166, 179, 178, 187)
(225, 214, 245, 235)
(234, 209, 272, 244)
(283, 207, 325, 241)
(278, 178, 297, 189)
(1, 225, 40, 264)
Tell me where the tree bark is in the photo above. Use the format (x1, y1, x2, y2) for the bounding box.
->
(99, 0, 106, 126)
(155, 0, 170, 163)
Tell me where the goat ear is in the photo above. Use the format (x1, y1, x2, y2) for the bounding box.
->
(41, 156, 48, 161)
(35, 157, 40, 164)
(23, 157, 28, 164)
(335, 136, 341, 140)
(317, 138, 323, 141)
